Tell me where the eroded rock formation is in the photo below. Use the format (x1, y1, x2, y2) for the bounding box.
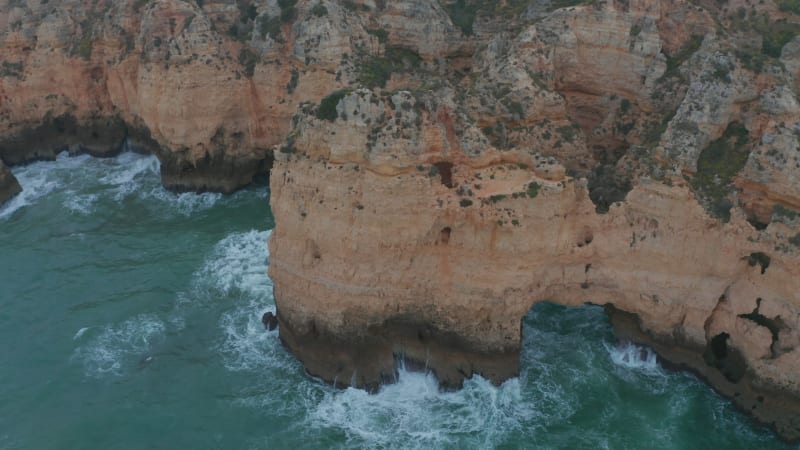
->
(264, 0, 800, 441)
(3, 0, 800, 442)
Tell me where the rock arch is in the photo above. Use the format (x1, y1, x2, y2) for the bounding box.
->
(269, 157, 800, 441)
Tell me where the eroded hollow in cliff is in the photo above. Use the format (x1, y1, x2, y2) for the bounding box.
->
(739, 298, 783, 358)
(577, 227, 594, 247)
(434, 162, 454, 188)
(440, 227, 452, 244)
(587, 165, 632, 213)
(703, 332, 746, 383)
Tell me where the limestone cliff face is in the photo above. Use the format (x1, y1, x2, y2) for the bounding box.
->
(3, 0, 800, 441)
(265, 0, 800, 442)
(0, 0, 315, 192)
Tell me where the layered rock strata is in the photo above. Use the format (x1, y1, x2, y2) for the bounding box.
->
(270, 148, 800, 440)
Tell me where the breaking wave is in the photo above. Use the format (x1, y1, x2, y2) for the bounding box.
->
(605, 340, 662, 374)
(71, 314, 166, 377)
(0, 151, 258, 221)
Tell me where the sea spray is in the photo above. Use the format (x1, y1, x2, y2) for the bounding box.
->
(0, 154, 79, 219)
(605, 340, 662, 373)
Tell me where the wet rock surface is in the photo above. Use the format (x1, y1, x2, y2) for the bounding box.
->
(0, 160, 21, 207)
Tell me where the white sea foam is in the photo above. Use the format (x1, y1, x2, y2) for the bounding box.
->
(308, 368, 540, 449)
(2, 150, 267, 220)
(63, 191, 98, 215)
(605, 340, 662, 373)
(210, 230, 284, 373)
(0, 158, 65, 220)
(72, 314, 165, 377)
(217, 298, 289, 373)
(0, 151, 125, 219)
(201, 230, 273, 298)
(72, 327, 90, 340)
(99, 152, 158, 185)
(145, 188, 223, 215)
(90, 151, 227, 214)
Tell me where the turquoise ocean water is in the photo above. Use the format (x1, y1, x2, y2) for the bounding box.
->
(0, 152, 795, 449)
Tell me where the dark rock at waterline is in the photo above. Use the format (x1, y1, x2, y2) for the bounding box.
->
(0, 113, 129, 165)
(605, 305, 800, 444)
(0, 114, 274, 195)
(158, 148, 273, 194)
(0, 160, 21, 207)
(276, 312, 519, 393)
(137, 355, 154, 370)
(262, 312, 278, 331)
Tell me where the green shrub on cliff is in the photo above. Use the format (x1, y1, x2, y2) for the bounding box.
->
(774, 204, 799, 221)
(278, 0, 298, 22)
(358, 56, 392, 88)
(238, 48, 258, 77)
(69, 21, 95, 61)
(526, 182, 540, 198)
(777, 0, 800, 14)
(692, 122, 750, 222)
(259, 16, 281, 40)
(729, 11, 800, 59)
(1, 62, 23, 78)
(311, 4, 329, 17)
(444, 0, 478, 35)
(441, 0, 547, 35)
(317, 90, 350, 121)
(664, 34, 703, 74)
(760, 23, 798, 58)
(747, 252, 771, 274)
(287, 69, 300, 94)
(367, 28, 389, 43)
(357, 46, 421, 88)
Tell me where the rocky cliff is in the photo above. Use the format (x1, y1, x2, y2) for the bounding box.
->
(3, 0, 800, 442)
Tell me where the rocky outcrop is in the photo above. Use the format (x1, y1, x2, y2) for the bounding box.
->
(0, 160, 21, 206)
(269, 142, 800, 440)
(3, 0, 800, 442)
(0, 0, 314, 191)
(264, 0, 800, 442)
